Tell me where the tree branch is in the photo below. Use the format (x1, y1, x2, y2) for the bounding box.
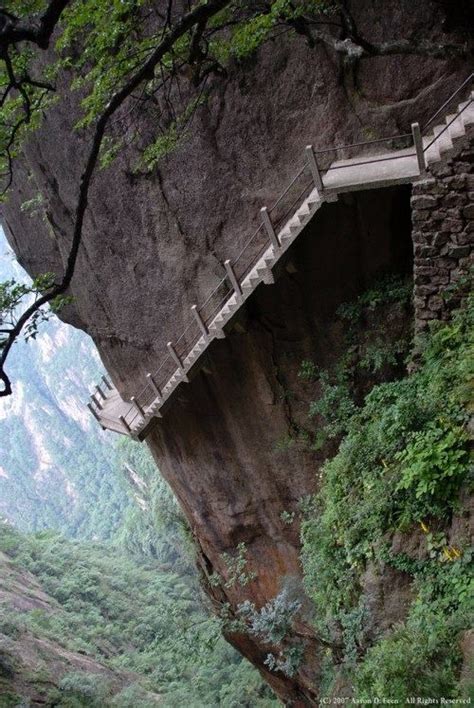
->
(0, 0, 231, 397)
(0, 0, 71, 50)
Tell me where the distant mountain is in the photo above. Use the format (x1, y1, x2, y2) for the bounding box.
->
(0, 229, 131, 539)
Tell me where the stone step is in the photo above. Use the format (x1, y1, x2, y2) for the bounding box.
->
(213, 314, 226, 327)
(433, 124, 454, 154)
(307, 193, 321, 208)
(458, 97, 474, 127)
(298, 204, 311, 217)
(256, 266, 274, 284)
(264, 247, 276, 262)
(296, 206, 310, 220)
(227, 298, 241, 311)
(423, 133, 440, 164)
(185, 351, 197, 367)
(445, 113, 466, 140)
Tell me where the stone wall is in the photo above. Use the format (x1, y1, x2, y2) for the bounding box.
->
(412, 126, 473, 330)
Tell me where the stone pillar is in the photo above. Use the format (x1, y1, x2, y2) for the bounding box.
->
(411, 127, 473, 331)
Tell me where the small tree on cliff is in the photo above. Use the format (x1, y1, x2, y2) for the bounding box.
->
(0, 0, 471, 397)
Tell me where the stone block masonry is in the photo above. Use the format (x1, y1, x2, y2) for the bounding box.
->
(412, 126, 473, 331)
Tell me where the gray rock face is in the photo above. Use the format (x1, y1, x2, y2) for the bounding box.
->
(1, 3, 467, 398)
(1, 0, 472, 701)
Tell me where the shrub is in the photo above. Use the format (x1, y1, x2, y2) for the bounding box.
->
(264, 644, 305, 677)
(396, 421, 469, 505)
(301, 292, 473, 697)
(58, 671, 112, 706)
(238, 588, 301, 644)
(354, 609, 464, 701)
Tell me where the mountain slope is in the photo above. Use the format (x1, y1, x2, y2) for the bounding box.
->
(0, 522, 277, 707)
(0, 230, 131, 539)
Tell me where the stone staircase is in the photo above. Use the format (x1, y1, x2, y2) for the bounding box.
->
(88, 78, 474, 440)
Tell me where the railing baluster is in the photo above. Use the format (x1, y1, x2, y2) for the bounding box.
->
(147, 372, 161, 399)
(91, 393, 103, 410)
(102, 374, 113, 390)
(305, 145, 324, 193)
(260, 207, 280, 249)
(131, 396, 145, 417)
(119, 415, 132, 433)
(224, 259, 242, 299)
(96, 384, 106, 400)
(87, 402, 102, 422)
(167, 341, 189, 381)
(192, 304, 209, 339)
(412, 122, 426, 174)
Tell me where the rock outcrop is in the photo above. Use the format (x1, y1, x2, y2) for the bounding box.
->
(1, 1, 472, 702)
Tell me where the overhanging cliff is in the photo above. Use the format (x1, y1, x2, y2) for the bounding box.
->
(1, 1, 473, 702)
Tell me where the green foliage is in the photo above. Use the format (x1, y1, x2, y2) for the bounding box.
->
(304, 275, 413, 450)
(308, 369, 357, 439)
(0, 523, 277, 706)
(337, 274, 413, 325)
(238, 589, 301, 645)
(298, 359, 318, 382)
(56, 672, 112, 706)
(20, 192, 45, 217)
(354, 600, 467, 701)
(0, 690, 23, 707)
(273, 433, 296, 452)
(214, 0, 335, 61)
(396, 420, 469, 502)
(110, 683, 157, 708)
(264, 644, 305, 678)
(139, 96, 206, 172)
(0, 271, 74, 349)
(280, 510, 295, 525)
(338, 599, 369, 666)
(217, 541, 257, 589)
(301, 292, 473, 698)
(139, 127, 181, 171)
(236, 588, 304, 679)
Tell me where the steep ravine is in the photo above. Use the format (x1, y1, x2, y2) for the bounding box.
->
(1, 1, 472, 701)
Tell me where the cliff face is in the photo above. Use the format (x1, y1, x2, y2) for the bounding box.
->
(146, 186, 416, 700)
(1, 1, 472, 702)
